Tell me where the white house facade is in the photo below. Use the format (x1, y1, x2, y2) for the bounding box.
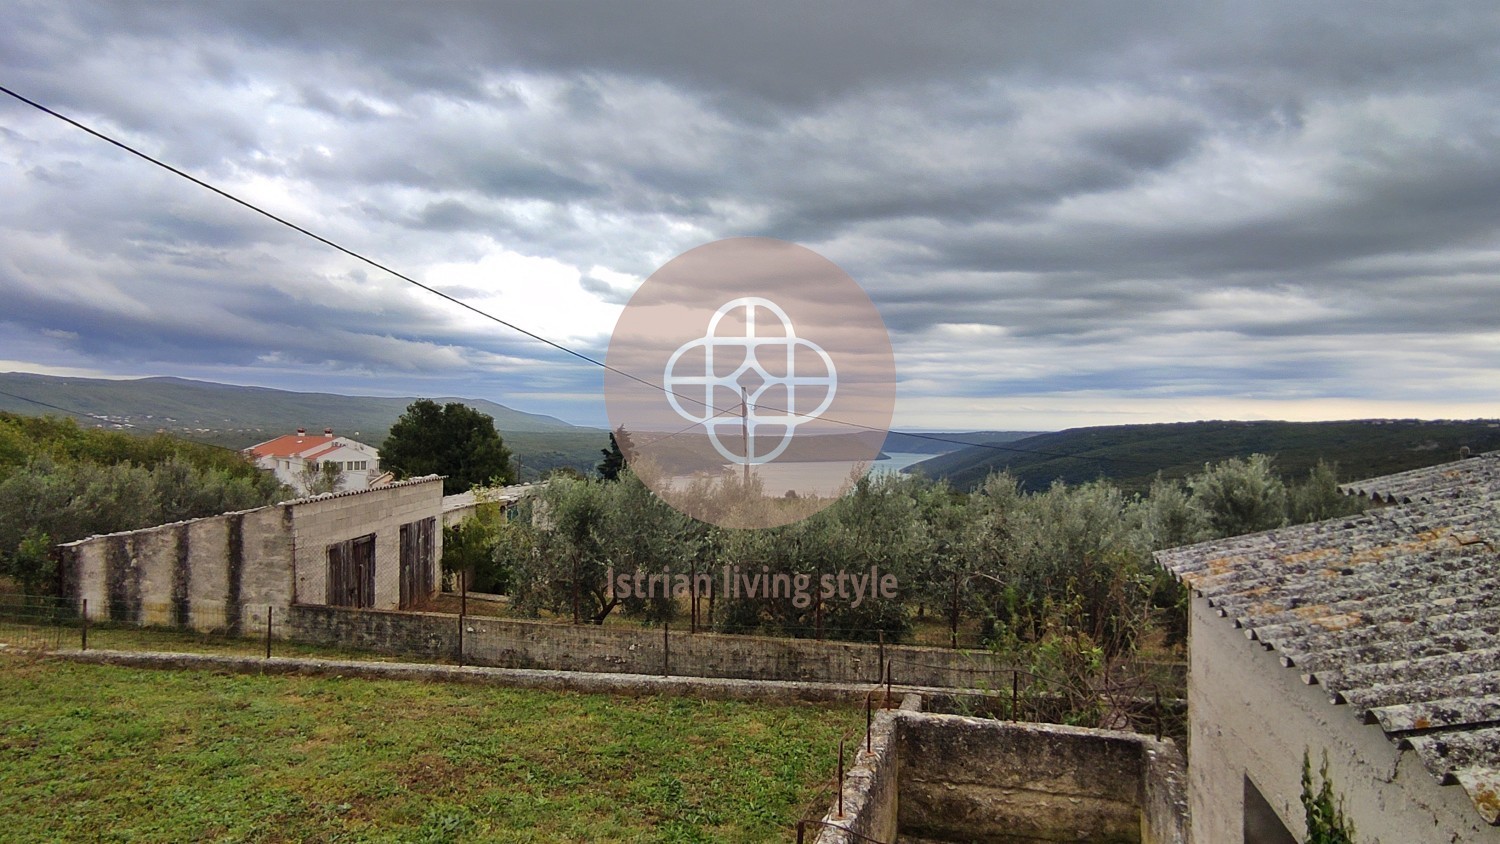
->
(247, 427, 382, 494)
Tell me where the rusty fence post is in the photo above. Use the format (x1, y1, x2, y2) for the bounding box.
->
(1155, 688, 1163, 741)
(877, 630, 885, 685)
(265, 605, 273, 659)
(81, 598, 88, 651)
(835, 737, 846, 819)
(866, 692, 873, 754)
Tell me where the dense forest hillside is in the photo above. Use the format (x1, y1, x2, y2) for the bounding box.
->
(911, 419, 1500, 493)
(0, 373, 584, 444)
(0, 372, 604, 479)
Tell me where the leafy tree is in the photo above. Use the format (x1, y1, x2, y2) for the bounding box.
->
(907, 477, 974, 640)
(596, 427, 634, 481)
(1289, 460, 1365, 525)
(1138, 474, 1210, 550)
(4, 531, 55, 596)
(504, 471, 701, 625)
(1189, 453, 1287, 538)
(298, 460, 345, 495)
(604, 471, 698, 623)
(442, 489, 512, 594)
(0, 412, 274, 484)
(1004, 480, 1150, 655)
(506, 475, 613, 623)
(0, 459, 154, 561)
(380, 399, 516, 495)
(0, 453, 287, 595)
(0, 413, 292, 597)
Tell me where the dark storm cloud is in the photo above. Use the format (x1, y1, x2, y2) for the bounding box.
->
(2, 0, 1498, 426)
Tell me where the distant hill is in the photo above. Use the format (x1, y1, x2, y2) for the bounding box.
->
(880, 430, 1042, 455)
(0, 372, 605, 480)
(912, 419, 1500, 493)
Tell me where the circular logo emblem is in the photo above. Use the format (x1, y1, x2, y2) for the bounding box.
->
(605, 237, 896, 529)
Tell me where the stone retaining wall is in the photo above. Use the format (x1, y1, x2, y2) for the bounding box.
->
(287, 603, 1017, 688)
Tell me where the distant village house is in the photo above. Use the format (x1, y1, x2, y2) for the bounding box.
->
(247, 427, 382, 494)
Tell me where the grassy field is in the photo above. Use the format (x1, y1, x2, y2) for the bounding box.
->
(0, 655, 859, 843)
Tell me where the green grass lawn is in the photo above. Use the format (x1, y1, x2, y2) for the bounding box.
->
(0, 655, 858, 843)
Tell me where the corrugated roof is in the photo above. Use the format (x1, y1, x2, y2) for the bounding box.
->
(1156, 456, 1500, 825)
(1339, 450, 1500, 504)
(282, 473, 442, 505)
(441, 482, 539, 513)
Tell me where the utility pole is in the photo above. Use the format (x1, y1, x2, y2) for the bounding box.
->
(740, 385, 751, 484)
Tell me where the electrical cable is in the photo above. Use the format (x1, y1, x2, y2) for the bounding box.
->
(0, 84, 1156, 471)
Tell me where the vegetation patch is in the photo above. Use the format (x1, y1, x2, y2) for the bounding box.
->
(0, 655, 857, 842)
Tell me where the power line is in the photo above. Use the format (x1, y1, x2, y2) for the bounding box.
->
(0, 388, 119, 424)
(0, 84, 1151, 471)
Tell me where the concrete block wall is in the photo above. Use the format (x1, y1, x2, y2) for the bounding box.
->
(1185, 596, 1492, 843)
(59, 506, 294, 636)
(184, 516, 230, 622)
(291, 476, 444, 608)
(59, 477, 445, 635)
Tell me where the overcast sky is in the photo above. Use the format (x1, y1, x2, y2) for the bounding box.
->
(2, 1, 1498, 431)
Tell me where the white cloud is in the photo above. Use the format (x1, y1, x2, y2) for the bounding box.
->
(1, 2, 1498, 430)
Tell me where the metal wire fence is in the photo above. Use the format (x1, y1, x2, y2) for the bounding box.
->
(0, 594, 75, 652)
(0, 594, 408, 662)
(0, 590, 1185, 737)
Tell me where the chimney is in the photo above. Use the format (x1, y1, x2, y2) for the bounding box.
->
(324, 427, 334, 437)
(296, 427, 306, 436)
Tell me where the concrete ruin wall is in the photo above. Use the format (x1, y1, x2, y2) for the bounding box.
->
(1185, 595, 1493, 844)
(815, 708, 1188, 844)
(59, 477, 445, 634)
(285, 604, 1018, 687)
(898, 716, 1177, 843)
(61, 506, 292, 636)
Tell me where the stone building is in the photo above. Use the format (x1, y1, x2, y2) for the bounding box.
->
(1156, 451, 1500, 842)
(59, 476, 444, 635)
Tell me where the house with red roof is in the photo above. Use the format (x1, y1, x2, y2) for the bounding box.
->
(246, 427, 382, 494)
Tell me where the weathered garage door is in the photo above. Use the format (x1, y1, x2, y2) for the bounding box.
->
(327, 533, 376, 608)
(399, 517, 435, 609)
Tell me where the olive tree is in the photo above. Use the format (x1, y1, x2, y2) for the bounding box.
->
(1190, 453, 1287, 538)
